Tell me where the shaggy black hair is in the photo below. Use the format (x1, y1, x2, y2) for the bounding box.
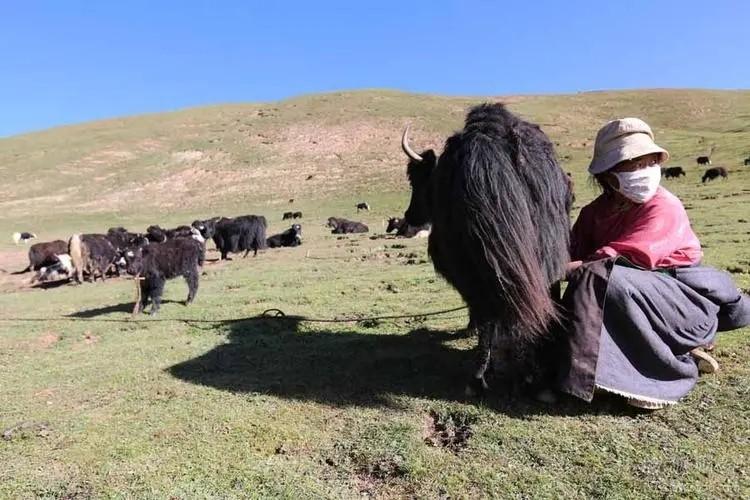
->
(125, 237, 204, 315)
(404, 103, 571, 392)
(212, 215, 267, 260)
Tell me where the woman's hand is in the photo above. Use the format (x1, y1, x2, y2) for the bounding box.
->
(565, 260, 583, 280)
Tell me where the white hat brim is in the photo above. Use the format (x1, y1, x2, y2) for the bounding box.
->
(588, 133, 669, 174)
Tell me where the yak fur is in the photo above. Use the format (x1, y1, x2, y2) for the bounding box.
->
(403, 103, 571, 394)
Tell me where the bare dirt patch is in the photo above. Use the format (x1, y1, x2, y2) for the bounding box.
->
(0, 250, 35, 293)
(2, 421, 51, 441)
(36, 333, 61, 349)
(423, 409, 476, 453)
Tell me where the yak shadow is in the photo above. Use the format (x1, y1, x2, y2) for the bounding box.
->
(68, 300, 181, 318)
(31, 280, 72, 290)
(168, 317, 634, 416)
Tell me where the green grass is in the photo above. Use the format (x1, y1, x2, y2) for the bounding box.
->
(1, 89, 749, 498)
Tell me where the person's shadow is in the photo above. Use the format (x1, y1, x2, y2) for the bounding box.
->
(167, 316, 633, 416)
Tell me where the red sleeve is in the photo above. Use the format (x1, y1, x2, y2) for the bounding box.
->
(589, 199, 689, 269)
(570, 207, 591, 261)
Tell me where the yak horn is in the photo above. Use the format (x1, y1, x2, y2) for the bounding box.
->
(401, 125, 423, 162)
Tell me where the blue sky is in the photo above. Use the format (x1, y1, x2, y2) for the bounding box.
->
(1, 1, 748, 137)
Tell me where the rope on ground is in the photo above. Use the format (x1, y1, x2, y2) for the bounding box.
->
(0, 305, 469, 325)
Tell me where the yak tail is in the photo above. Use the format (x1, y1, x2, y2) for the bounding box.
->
(12, 266, 31, 275)
(456, 104, 569, 339)
(68, 233, 84, 283)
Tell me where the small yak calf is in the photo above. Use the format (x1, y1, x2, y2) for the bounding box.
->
(125, 237, 204, 315)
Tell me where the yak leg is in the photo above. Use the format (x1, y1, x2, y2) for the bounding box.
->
(184, 270, 199, 305)
(149, 278, 165, 315)
(133, 279, 149, 314)
(466, 320, 495, 397)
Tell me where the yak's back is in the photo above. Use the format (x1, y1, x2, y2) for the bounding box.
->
(429, 103, 570, 333)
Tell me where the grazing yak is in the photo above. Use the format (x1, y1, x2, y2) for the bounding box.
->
(663, 166, 686, 179)
(292, 211, 302, 219)
(696, 155, 711, 166)
(212, 215, 267, 260)
(702, 166, 728, 183)
(326, 217, 368, 234)
(124, 237, 204, 315)
(267, 224, 302, 248)
(282, 211, 294, 220)
(12, 232, 36, 245)
(401, 104, 571, 395)
(21, 240, 68, 273)
(386, 217, 431, 238)
(356, 202, 370, 212)
(68, 234, 118, 283)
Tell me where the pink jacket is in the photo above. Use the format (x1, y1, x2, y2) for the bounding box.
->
(571, 187, 702, 269)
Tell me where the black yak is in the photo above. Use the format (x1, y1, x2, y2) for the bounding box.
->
(146, 224, 205, 244)
(212, 215, 267, 260)
(702, 166, 728, 183)
(20, 240, 68, 273)
(192, 217, 225, 241)
(282, 211, 294, 220)
(267, 224, 302, 248)
(386, 217, 430, 238)
(106, 227, 149, 252)
(124, 237, 204, 315)
(696, 155, 711, 166)
(145, 225, 168, 243)
(744, 157, 750, 166)
(356, 202, 370, 212)
(326, 217, 368, 234)
(401, 104, 571, 395)
(292, 211, 303, 219)
(68, 234, 118, 283)
(663, 166, 686, 179)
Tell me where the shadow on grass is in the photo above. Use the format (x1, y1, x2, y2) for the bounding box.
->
(168, 317, 635, 416)
(31, 280, 73, 290)
(67, 300, 182, 318)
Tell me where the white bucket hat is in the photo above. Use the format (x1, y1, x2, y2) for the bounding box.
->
(588, 118, 669, 174)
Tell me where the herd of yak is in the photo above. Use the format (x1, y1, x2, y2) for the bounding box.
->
(9, 103, 750, 395)
(14, 205, 431, 315)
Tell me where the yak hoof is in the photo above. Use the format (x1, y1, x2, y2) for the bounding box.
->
(465, 376, 489, 398)
(535, 389, 557, 404)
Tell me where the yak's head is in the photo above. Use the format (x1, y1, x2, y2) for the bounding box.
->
(401, 126, 437, 226)
(145, 225, 167, 243)
(291, 224, 302, 242)
(191, 220, 215, 240)
(386, 217, 402, 233)
(325, 217, 339, 229)
(121, 247, 146, 276)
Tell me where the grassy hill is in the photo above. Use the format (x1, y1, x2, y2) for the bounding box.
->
(1, 89, 749, 245)
(0, 89, 749, 498)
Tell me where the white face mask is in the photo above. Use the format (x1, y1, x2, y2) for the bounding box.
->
(613, 164, 661, 203)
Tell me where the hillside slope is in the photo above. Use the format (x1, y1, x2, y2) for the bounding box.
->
(1, 89, 748, 227)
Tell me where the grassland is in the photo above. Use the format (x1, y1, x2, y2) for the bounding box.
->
(0, 90, 749, 498)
